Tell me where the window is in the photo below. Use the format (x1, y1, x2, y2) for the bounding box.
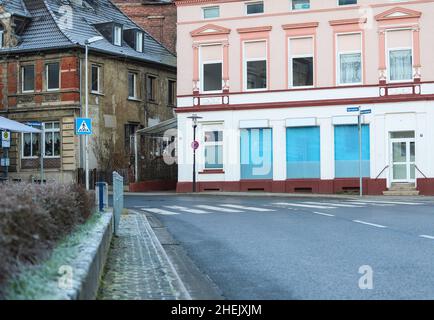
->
(91, 65, 101, 93)
(246, 1, 264, 15)
(22, 128, 40, 158)
(337, 33, 362, 85)
(244, 41, 267, 90)
(338, 0, 357, 5)
(240, 128, 273, 179)
(46, 62, 60, 90)
(21, 65, 35, 92)
(135, 31, 143, 52)
(203, 63, 222, 92)
(289, 37, 314, 87)
(0, 24, 4, 48)
(147, 75, 158, 102)
(204, 129, 223, 170)
(292, 0, 310, 10)
(203, 6, 220, 19)
(113, 25, 122, 46)
(334, 124, 370, 178)
(286, 126, 320, 179)
(44, 122, 60, 157)
(128, 72, 138, 99)
(389, 49, 412, 82)
(168, 79, 176, 106)
(124, 123, 138, 154)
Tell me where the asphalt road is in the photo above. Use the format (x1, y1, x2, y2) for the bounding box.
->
(123, 194, 434, 300)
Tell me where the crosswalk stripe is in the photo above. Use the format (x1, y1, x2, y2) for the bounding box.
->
(273, 202, 336, 209)
(313, 212, 335, 217)
(348, 200, 422, 206)
(195, 205, 243, 213)
(164, 206, 209, 214)
(346, 201, 393, 206)
(220, 204, 275, 212)
(142, 208, 180, 215)
(304, 201, 364, 208)
(353, 220, 387, 228)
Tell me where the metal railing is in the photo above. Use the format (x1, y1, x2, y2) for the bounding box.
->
(415, 165, 427, 179)
(375, 165, 389, 180)
(112, 171, 124, 236)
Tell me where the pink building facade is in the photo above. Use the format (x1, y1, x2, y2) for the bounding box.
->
(175, 0, 434, 195)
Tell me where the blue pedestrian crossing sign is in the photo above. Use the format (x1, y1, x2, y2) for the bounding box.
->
(75, 118, 92, 135)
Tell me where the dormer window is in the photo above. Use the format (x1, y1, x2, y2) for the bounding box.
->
(113, 25, 122, 46)
(135, 31, 143, 52)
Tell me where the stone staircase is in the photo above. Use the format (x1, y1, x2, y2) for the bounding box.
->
(383, 183, 420, 196)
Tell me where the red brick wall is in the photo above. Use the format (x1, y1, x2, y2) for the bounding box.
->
(113, 1, 177, 54)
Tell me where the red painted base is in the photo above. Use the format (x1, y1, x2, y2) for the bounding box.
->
(417, 178, 434, 195)
(130, 180, 177, 192)
(177, 178, 388, 195)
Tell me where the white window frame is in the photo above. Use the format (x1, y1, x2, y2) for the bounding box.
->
(201, 124, 224, 171)
(199, 44, 223, 94)
(43, 122, 61, 159)
(46, 62, 61, 91)
(243, 39, 268, 92)
(91, 64, 101, 94)
(202, 6, 220, 19)
(128, 72, 138, 99)
(245, 1, 264, 15)
(21, 65, 35, 93)
(21, 130, 39, 159)
(387, 47, 413, 83)
(113, 25, 122, 46)
(291, 0, 310, 11)
(135, 31, 143, 52)
(288, 36, 314, 89)
(335, 32, 363, 86)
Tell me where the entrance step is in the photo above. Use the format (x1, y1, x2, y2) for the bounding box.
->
(383, 183, 419, 196)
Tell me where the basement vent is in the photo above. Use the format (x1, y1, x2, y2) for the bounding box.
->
(294, 187, 313, 193)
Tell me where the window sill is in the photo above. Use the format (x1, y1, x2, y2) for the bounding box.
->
(128, 97, 142, 102)
(91, 91, 105, 96)
(199, 169, 225, 175)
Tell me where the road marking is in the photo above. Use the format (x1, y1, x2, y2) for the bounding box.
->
(353, 220, 387, 228)
(346, 201, 394, 207)
(142, 208, 180, 215)
(304, 201, 364, 208)
(273, 202, 336, 209)
(164, 206, 209, 214)
(419, 235, 434, 240)
(313, 212, 335, 217)
(195, 205, 243, 213)
(220, 204, 275, 212)
(348, 200, 422, 206)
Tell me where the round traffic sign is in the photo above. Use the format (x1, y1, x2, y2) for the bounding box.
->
(191, 141, 199, 150)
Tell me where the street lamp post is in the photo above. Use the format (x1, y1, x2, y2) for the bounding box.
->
(84, 36, 103, 190)
(187, 114, 203, 192)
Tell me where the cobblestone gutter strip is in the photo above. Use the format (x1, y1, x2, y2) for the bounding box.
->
(5, 211, 113, 300)
(98, 211, 191, 300)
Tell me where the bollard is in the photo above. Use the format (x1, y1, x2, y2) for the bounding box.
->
(95, 181, 107, 212)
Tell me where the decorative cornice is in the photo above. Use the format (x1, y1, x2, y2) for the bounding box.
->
(375, 7, 422, 21)
(329, 18, 367, 26)
(237, 26, 272, 34)
(190, 24, 231, 37)
(282, 22, 319, 30)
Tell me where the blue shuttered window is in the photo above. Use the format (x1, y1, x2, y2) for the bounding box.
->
(240, 128, 273, 180)
(286, 126, 320, 179)
(334, 125, 370, 178)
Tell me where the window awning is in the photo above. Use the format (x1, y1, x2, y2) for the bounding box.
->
(0, 116, 41, 133)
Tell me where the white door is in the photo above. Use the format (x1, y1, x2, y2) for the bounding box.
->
(390, 134, 415, 183)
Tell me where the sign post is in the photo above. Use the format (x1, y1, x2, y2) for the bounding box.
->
(75, 118, 92, 190)
(346, 107, 372, 197)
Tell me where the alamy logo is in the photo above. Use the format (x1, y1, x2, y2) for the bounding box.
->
(58, 265, 74, 290)
(358, 265, 374, 290)
(58, 5, 73, 30)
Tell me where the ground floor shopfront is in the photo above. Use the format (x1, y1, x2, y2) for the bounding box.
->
(176, 100, 434, 195)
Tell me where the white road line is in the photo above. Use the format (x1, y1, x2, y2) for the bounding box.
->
(142, 208, 180, 215)
(419, 235, 434, 240)
(304, 201, 364, 208)
(348, 200, 422, 206)
(164, 206, 209, 214)
(273, 202, 336, 209)
(220, 204, 275, 212)
(195, 205, 243, 213)
(353, 220, 387, 229)
(313, 212, 335, 217)
(346, 201, 394, 207)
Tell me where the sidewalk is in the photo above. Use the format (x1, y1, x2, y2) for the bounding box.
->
(97, 211, 190, 300)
